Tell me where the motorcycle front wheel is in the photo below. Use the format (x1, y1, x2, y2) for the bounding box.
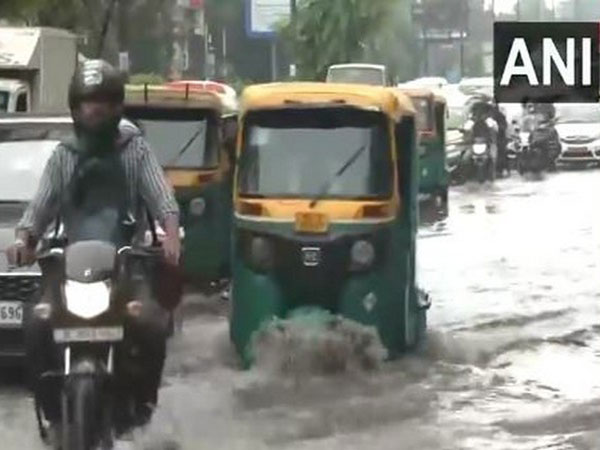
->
(60, 376, 110, 450)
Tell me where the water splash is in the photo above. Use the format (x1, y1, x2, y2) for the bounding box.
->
(251, 315, 388, 377)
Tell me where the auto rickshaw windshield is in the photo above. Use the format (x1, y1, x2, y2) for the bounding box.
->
(238, 107, 393, 200)
(134, 116, 218, 169)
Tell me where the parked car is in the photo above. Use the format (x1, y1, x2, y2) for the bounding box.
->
(554, 103, 600, 166)
(0, 115, 73, 363)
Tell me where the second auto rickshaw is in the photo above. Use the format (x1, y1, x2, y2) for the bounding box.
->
(399, 88, 449, 210)
(124, 84, 237, 284)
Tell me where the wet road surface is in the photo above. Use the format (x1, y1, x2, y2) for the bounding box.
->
(1, 170, 599, 449)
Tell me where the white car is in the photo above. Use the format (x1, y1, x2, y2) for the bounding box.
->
(554, 103, 600, 165)
(458, 76, 493, 98)
(326, 63, 388, 86)
(401, 76, 448, 91)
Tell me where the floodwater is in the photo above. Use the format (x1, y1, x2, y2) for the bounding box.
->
(1, 170, 599, 449)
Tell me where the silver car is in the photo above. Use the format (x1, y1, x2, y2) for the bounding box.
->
(555, 103, 600, 165)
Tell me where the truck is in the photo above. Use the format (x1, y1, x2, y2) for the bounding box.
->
(0, 27, 77, 114)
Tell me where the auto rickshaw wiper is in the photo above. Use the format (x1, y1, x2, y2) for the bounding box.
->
(167, 129, 203, 166)
(309, 144, 367, 208)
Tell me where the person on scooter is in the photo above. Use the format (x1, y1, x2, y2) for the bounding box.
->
(529, 105, 560, 171)
(462, 96, 499, 177)
(5, 60, 181, 433)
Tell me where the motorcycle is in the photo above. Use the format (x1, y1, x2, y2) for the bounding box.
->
(34, 222, 167, 449)
(468, 137, 495, 183)
(517, 121, 559, 175)
(506, 132, 524, 175)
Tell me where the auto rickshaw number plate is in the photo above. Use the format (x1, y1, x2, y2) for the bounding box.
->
(295, 211, 329, 234)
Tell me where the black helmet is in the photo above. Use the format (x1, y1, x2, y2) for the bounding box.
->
(68, 59, 124, 110)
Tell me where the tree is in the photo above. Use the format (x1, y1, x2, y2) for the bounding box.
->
(280, 0, 417, 81)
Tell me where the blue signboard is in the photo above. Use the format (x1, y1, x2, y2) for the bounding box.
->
(245, 0, 291, 39)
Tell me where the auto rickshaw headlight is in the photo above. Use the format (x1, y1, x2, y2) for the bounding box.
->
(350, 240, 375, 270)
(189, 197, 206, 217)
(249, 236, 274, 272)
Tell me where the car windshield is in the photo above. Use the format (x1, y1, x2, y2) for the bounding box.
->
(0, 121, 73, 142)
(0, 140, 57, 202)
(0, 91, 8, 112)
(134, 119, 217, 168)
(327, 67, 385, 85)
(555, 104, 600, 124)
(238, 108, 393, 200)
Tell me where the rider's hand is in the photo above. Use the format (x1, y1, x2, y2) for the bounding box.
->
(5, 239, 36, 267)
(162, 234, 181, 266)
(161, 214, 181, 266)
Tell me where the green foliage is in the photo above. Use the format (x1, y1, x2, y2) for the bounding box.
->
(128, 73, 166, 85)
(279, 0, 417, 81)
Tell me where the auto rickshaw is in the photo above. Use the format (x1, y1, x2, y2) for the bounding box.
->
(399, 88, 449, 210)
(124, 84, 238, 284)
(230, 82, 427, 366)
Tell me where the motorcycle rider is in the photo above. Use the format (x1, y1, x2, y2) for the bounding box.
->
(529, 104, 560, 170)
(462, 96, 499, 177)
(5, 60, 181, 433)
(519, 101, 559, 171)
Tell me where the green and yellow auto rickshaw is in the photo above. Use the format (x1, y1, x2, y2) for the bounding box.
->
(399, 88, 449, 209)
(124, 84, 237, 284)
(230, 82, 427, 366)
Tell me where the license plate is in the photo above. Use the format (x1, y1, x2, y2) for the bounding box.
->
(295, 211, 329, 234)
(0, 301, 23, 326)
(53, 326, 124, 343)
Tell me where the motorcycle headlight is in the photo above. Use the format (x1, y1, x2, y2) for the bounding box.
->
(65, 280, 111, 319)
(350, 240, 375, 270)
(472, 143, 487, 155)
(189, 197, 206, 217)
(249, 236, 274, 272)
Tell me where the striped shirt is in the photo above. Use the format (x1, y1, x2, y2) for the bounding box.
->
(17, 121, 179, 239)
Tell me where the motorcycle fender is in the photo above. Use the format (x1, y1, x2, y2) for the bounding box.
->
(70, 357, 106, 376)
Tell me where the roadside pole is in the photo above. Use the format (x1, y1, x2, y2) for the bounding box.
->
(271, 41, 277, 81)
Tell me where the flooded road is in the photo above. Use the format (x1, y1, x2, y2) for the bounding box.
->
(2, 170, 599, 449)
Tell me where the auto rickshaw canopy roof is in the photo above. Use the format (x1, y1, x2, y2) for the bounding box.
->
(241, 82, 415, 121)
(125, 84, 225, 113)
